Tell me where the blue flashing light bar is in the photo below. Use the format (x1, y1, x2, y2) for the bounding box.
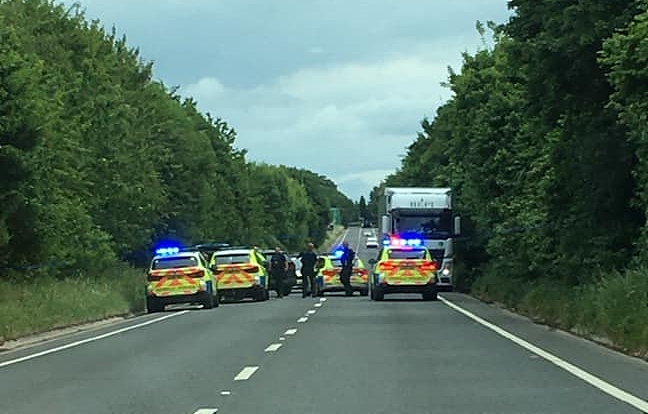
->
(155, 246, 181, 256)
(332, 248, 344, 258)
(383, 235, 423, 247)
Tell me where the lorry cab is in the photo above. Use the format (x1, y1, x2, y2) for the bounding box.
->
(378, 187, 461, 292)
(368, 237, 438, 301)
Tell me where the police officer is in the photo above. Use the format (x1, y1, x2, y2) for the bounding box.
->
(270, 246, 288, 299)
(339, 241, 355, 296)
(297, 242, 318, 298)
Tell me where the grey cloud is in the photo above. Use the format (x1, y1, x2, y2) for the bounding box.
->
(61, 0, 511, 198)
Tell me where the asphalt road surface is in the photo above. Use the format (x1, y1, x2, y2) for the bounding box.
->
(1, 226, 648, 414)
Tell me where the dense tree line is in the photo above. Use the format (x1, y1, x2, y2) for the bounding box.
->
(0, 0, 355, 278)
(370, 0, 648, 293)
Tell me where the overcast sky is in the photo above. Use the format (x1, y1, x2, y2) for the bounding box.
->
(62, 0, 511, 200)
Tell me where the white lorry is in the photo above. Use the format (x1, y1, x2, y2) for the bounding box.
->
(378, 187, 461, 291)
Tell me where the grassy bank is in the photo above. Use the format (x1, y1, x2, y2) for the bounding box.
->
(318, 225, 346, 251)
(0, 264, 144, 343)
(470, 268, 648, 359)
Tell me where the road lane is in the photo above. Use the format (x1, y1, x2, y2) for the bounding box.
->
(2, 226, 647, 414)
(219, 294, 638, 414)
(0, 296, 319, 414)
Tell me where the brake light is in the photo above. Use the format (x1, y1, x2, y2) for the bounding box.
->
(321, 269, 338, 277)
(147, 273, 162, 281)
(378, 261, 397, 271)
(242, 265, 259, 273)
(419, 261, 437, 272)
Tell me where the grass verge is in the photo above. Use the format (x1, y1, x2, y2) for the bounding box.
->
(0, 263, 144, 344)
(318, 225, 346, 251)
(470, 267, 648, 359)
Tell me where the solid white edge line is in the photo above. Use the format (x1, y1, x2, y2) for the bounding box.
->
(193, 408, 218, 414)
(297, 317, 308, 323)
(264, 343, 282, 352)
(284, 328, 297, 335)
(234, 366, 259, 381)
(439, 296, 648, 412)
(0, 310, 190, 369)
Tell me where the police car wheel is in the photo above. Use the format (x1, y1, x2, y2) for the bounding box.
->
(373, 287, 384, 301)
(359, 289, 368, 297)
(202, 292, 214, 309)
(146, 297, 163, 313)
(213, 293, 220, 307)
(422, 289, 438, 301)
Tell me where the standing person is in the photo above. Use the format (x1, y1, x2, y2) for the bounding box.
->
(297, 242, 318, 298)
(270, 246, 288, 299)
(339, 241, 355, 296)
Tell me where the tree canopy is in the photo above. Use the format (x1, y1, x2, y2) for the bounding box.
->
(0, 0, 356, 278)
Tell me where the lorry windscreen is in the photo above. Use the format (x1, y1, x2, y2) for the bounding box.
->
(394, 211, 452, 238)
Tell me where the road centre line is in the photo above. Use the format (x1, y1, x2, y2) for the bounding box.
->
(297, 317, 308, 323)
(307, 309, 316, 315)
(0, 310, 190, 369)
(439, 296, 648, 412)
(319, 298, 327, 302)
(264, 343, 282, 352)
(284, 328, 297, 335)
(314, 303, 322, 308)
(234, 366, 259, 381)
(192, 409, 218, 414)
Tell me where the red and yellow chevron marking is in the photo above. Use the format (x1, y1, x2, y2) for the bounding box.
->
(379, 260, 436, 286)
(147, 266, 204, 296)
(215, 263, 257, 289)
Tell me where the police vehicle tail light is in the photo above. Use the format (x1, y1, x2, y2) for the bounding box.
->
(147, 272, 162, 282)
(187, 270, 205, 278)
(418, 261, 437, 272)
(321, 269, 338, 277)
(378, 261, 397, 272)
(241, 265, 259, 273)
(355, 268, 368, 275)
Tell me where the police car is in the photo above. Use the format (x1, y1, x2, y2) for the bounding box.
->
(314, 249, 369, 296)
(146, 246, 219, 312)
(368, 236, 438, 301)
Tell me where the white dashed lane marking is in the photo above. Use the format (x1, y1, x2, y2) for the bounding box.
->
(264, 343, 282, 352)
(192, 409, 218, 414)
(307, 310, 316, 315)
(297, 317, 308, 323)
(284, 328, 297, 335)
(234, 366, 259, 381)
(314, 303, 322, 308)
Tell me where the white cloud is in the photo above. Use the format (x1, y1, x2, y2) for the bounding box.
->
(180, 49, 457, 199)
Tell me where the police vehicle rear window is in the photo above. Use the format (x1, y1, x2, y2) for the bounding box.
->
(387, 249, 427, 260)
(152, 256, 198, 270)
(215, 254, 250, 264)
(330, 258, 343, 267)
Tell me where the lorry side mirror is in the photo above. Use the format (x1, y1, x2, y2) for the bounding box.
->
(454, 216, 461, 236)
(381, 215, 390, 234)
